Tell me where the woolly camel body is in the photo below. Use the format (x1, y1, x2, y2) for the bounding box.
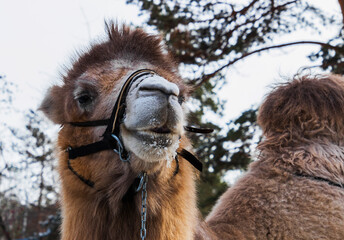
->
(204, 75, 344, 239)
(40, 23, 217, 239)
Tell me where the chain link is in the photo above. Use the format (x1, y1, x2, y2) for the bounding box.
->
(140, 172, 148, 240)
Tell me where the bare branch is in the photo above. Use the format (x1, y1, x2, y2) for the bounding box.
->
(79, 5, 92, 41)
(194, 41, 341, 88)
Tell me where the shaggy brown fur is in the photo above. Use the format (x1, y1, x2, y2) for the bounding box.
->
(203, 75, 344, 239)
(40, 22, 200, 240)
(66, 22, 176, 81)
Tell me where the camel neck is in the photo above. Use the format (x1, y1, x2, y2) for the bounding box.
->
(257, 142, 344, 185)
(60, 160, 198, 240)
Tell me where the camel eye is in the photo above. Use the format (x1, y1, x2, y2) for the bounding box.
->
(74, 83, 98, 111)
(76, 93, 93, 106)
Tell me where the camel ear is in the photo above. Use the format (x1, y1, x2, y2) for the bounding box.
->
(39, 85, 65, 124)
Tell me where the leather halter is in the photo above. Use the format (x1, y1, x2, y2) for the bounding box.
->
(66, 69, 212, 188)
(294, 173, 344, 189)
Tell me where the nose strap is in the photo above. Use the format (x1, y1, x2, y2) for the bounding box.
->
(69, 119, 214, 135)
(106, 69, 156, 136)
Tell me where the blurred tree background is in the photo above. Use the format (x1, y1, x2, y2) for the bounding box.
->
(0, 77, 60, 239)
(1, 0, 344, 239)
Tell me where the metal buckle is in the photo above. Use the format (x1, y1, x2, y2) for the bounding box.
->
(65, 146, 72, 152)
(111, 134, 130, 162)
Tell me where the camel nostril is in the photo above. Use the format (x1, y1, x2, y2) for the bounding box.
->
(138, 76, 179, 97)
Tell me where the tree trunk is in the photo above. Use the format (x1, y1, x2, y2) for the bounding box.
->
(338, 0, 344, 24)
(0, 214, 12, 240)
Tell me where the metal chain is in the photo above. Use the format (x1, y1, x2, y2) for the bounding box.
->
(140, 172, 148, 240)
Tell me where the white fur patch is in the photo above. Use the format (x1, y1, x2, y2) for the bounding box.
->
(121, 128, 180, 165)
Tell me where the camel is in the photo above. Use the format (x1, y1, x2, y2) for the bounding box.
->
(39, 22, 214, 240)
(203, 75, 344, 239)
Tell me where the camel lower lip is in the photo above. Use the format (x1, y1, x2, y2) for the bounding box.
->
(133, 131, 175, 147)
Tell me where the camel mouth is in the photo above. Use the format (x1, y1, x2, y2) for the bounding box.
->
(149, 125, 172, 134)
(129, 123, 179, 136)
(131, 129, 176, 148)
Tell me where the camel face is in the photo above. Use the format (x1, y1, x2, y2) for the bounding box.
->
(54, 65, 187, 168)
(41, 54, 189, 176)
(122, 74, 184, 163)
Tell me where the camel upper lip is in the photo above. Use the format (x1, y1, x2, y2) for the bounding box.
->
(127, 123, 179, 135)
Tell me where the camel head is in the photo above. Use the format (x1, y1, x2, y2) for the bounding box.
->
(39, 23, 192, 189)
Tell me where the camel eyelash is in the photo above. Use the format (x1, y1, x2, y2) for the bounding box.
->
(74, 87, 97, 108)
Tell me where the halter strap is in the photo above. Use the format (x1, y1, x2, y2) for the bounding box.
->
(68, 119, 110, 127)
(69, 119, 213, 134)
(295, 173, 344, 189)
(107, 69, 155, 135)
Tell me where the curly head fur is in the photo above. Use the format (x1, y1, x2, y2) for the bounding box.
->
(258, 74, 344, 150)
(65, 21, 177, 81)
